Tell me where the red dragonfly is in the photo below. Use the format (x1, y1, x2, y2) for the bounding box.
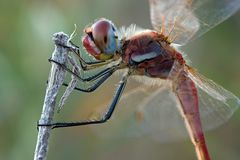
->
(39, 0, 240, 160)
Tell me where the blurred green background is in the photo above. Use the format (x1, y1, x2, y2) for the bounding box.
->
(0, 0, 239, 160)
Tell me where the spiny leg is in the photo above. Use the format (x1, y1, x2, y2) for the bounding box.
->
(64, 41, 113, 70)
(62, 68, 115, 93)
(58, 41, 105, 65)
(74, 51, 112, 70)
(38, 70, 130, 129)
(57, 65, 115, 112)
(48, 57, 120, 94)
(49, 58, 118, 82)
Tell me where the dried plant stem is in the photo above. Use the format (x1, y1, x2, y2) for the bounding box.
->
(34, 32, 70, 160)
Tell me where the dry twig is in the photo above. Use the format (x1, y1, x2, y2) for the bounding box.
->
(34, 32, 71, 160)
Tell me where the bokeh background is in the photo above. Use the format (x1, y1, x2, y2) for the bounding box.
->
(0, 0, 240, 160)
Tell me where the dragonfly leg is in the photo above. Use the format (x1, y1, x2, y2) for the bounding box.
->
(48, 58, 119, 93)
(59, 41, 110, 68)
(62, 68, 115, 93)
(63, 42, 113, 70)
(49, 58, 118, 82)
(38, 71, 129, 129)
(75, 53, 112, 71)
(175, 71, 211, 160)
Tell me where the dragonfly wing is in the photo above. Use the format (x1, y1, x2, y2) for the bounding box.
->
(187, 68, 240, 131)
(90, 85, 155, 139)
(149, 0, 240, 45)
(92, 69, 240, 142)
(132, 84, 189, 142)
(92, 76, 189, 142)
(120, 69, 240, 140)
(149, 0, 200, 45)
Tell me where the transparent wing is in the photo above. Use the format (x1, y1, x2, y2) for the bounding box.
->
(92, 70, 240, 142)
(127, 84, 188, 142)
(92, 76, 188, 142)
(187, 68, 240, 131)
(131, 68, 240, 141)
(149, 0, 240, 45)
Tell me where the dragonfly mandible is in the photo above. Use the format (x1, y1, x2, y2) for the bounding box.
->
(39, 0, 240, 160)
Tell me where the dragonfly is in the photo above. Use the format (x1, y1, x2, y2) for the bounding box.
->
(39, 0, 240, 160)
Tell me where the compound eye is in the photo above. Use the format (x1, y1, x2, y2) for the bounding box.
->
(91, 19, 112, 51)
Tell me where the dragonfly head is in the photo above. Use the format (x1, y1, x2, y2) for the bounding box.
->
(82, 18, 120, 60)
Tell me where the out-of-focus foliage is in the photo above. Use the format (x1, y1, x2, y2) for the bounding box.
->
(0, 0, 239, 160)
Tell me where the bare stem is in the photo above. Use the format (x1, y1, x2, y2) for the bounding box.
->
(34, 32, 70, 160)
